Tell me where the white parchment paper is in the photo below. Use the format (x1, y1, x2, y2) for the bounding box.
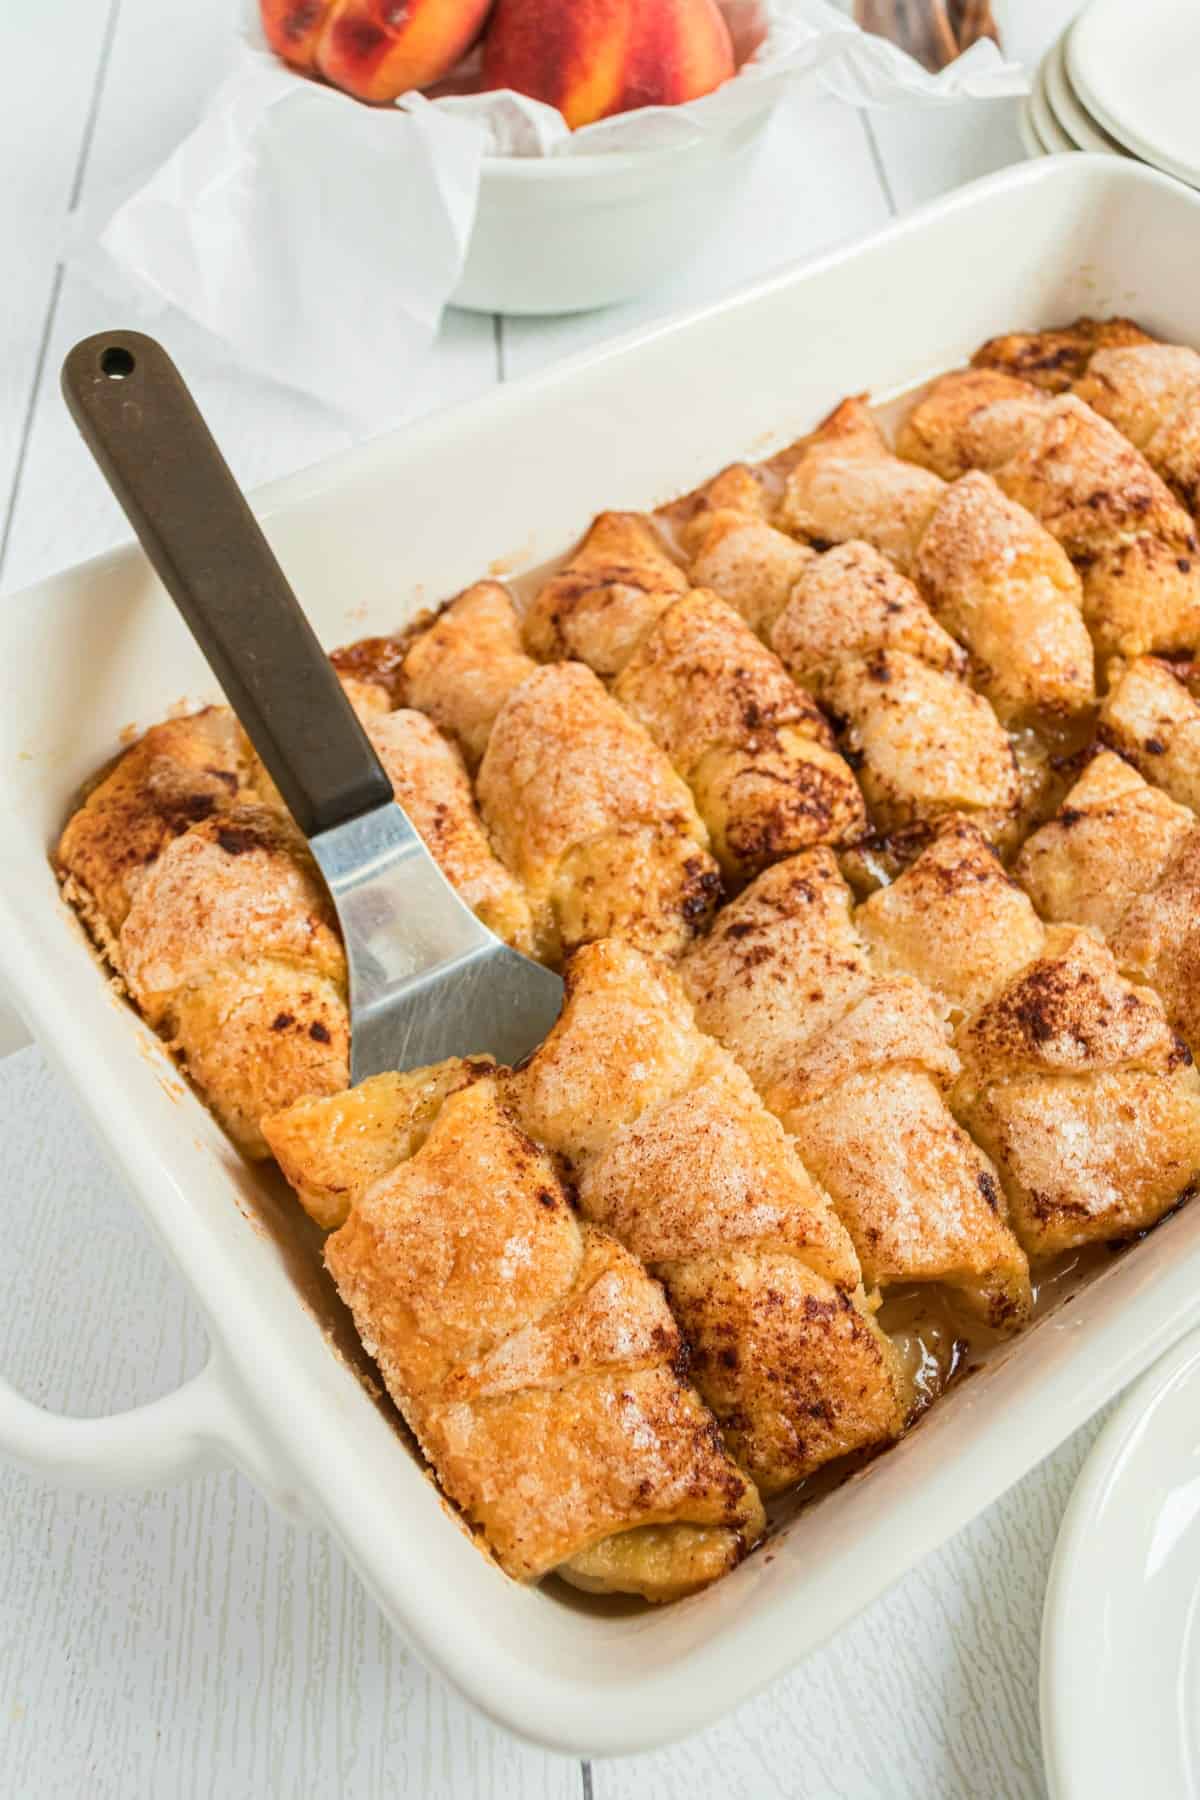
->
(75, 0, 1027, 422)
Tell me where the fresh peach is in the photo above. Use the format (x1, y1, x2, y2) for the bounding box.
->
(316, 0, 496, 104)
(480, 0, 736, 129)
(260, 0, 338, 72)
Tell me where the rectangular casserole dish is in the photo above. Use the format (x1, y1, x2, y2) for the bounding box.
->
(2, 155, 1198, 1757)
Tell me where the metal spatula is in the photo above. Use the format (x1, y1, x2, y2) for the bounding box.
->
(61, 331, 563, 1083)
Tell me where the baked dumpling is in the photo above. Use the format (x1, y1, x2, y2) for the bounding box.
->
(523, 511, 687, 676)
(610, 587, 866, 878)
(971, 316, 1154, 393)
(105, 798, 350, 1158)
(266, 1069, 765, 1600)
(683, 497, 1020, 863)
(1016, 751, 1200, 1052)
(913, 470, 1094, 725)
(776, 396, 945, 575)
(899, 372, 1200, 660)
(681, 851, 1031, 1326)
(507, 939, 907, 1493)
(1098, 655, 1200, 813)
(861, 816, 1200, 1256)
(57, 712, 348, 1157)
(55, 707, 251, 952)
(478, 661, 721, 963)
(776, 398, 1096, 725)
(520, 511, 865, 879)
(400, 581, 537, 769)
(972, 317, 1200, 521)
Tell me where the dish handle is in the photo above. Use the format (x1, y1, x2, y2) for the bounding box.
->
(0, 1351, 307, 1513)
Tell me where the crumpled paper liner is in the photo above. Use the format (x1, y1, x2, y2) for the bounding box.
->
(75, 0, 1027, 423)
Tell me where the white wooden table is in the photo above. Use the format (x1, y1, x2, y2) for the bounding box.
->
(0, 4, 1105, 1795)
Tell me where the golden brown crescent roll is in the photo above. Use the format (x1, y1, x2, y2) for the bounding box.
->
(522, 514, 864, 878)
(266, 1070, 764, 1600)
(56, 712, 348, 1158)
(913, 471, 1094, 725)
(775, 397, 1096, 725)
(972, 317, 1200, 522)
(683, 505, 816, 639)
(972, 317, 1154, 393)
(523, 511, 688, 676)
(1016, 751, 1200, 1055)
(683, 494, 1020, 862)
(898, 371, 1200, 661)
(102, 799, 350, 1159)
(860, 817, 1200, 1256)
(1098, 656, 1200, 812)
(478, 661, 721, 964)
(55, 707, 250, 953)
(681, 851, 1031, 1325)
(662, 464, 809, 639)
(507, 940, 907, 1493)
(57, 683, 537, 1153)
(609, 587, 866, 878)
(400, 581, 537, 770)
(776, 396, 946, 576)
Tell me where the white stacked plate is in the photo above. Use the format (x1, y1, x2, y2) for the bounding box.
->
(1020, 0, 1200, 184)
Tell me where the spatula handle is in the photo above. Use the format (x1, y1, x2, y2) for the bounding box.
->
(61, 331, 393, 841)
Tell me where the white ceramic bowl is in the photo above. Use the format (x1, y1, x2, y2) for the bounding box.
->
(451, 107, 775, 315)
(4, 158, 1200, 1757)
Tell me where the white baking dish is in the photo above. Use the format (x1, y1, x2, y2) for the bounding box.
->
(2, 155, 1199, 1758)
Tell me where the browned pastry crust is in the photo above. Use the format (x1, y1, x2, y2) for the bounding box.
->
(861, 816, 1200, 1255)
(399, 581, 537, 770)
(115, 800, 350, 1157)
(507, 940, 907, 1493)
(266, 1070, 764, 1599)
(523, 515, 865, 879)
(683, 483, 1023, 863)
(1098, 655, 1200, 813)
(684, 502, 815, 639)
(777, 396, 946, 576)
(523, 512, 688, 676)
(913, 470, 1094, 725)
(56, 688, 534, 1154)
(681, 850, 1031, 1324)
(610, 587, 866, 878)
(777, 397, 1096, 726)
(56, 711, 348, 1157)
(972, 318, 1200, 523)
(55, 707, 250, 948)
(1016, 750, 1200, 1058)
(478, 661, 721, 963)
(972, 317, 1154, 393)
(898, 371, 1200, 661)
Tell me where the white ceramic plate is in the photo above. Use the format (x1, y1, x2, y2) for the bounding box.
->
(1031, 61, 1078, 157)
(1017, 100, 1047, 162)
(1042, 1327, 1200, 1800)
(1042, 32, 1127, 159)
(4, 159, 1200, 1756)
(1069, 0, 1200, 188)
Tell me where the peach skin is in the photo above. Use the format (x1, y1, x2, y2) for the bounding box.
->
(481, 0, 736, 129)
(260, 0, 337, 71)
(262, 0, 494, 102)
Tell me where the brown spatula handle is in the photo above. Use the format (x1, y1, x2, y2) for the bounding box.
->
(61, 331, 393, 841)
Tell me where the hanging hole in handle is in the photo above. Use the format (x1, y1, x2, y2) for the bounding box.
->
(101, 346, 135, 380)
